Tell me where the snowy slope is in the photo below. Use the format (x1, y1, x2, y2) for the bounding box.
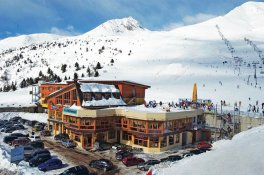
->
(155, 125, 264, 175)
(0, 2, 264, 112)
(0, 33, 64, 51)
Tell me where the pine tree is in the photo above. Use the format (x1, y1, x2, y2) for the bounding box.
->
(74, 73, 78, 80)
(110, 59, 114, 64)
(81, 73, 84, 77)
(75, 62, 80, 71)
(87, 66, 92, 77)
(39, 71, 43, 77)
(94, 71, 99, 77)
(61, 64, 67, 73)
(96, 62, 102, 69)
(47, 67, 51, 74)
(64, 76, 67, 80)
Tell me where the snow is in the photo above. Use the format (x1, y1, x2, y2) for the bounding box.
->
(79, 82, 120, 93)
(0, 112, 47, 123)
(154, 125, 264, 175)
(0, 87, 37, 108)
(82, 97, 126, 107)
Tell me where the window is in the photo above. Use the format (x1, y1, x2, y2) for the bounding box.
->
(72, 90, 77, 100)
(122, 131, 132, 141)
(81, 119, 94, 125)
(64, 92, 70, 104)
(160, 136, 167, 148)
(74, 135, 80, 142)
(169, 135, 174, 145)
(56, 95, 62, 104)
(175, 133, 180, 143)
(94, 93, 102, 100)
(112, 93, 120, 99)
(134, 135, 147, 147)
(149, 137, 159, 148)
(83, 93, 92, 101)
(108, 130, 116, 140)
(123, 118, 128, 128)
(104, 93, 111, 99)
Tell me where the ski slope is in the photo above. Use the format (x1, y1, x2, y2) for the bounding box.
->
(0, 1, 264, 112)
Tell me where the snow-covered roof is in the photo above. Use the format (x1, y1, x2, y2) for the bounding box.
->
(79, 82, 120, 93)
(82, 97, 126, 107)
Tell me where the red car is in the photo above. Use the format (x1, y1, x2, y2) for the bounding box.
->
(12, 137, 30, 147)
(122, 156, 145, 166)
(197, 141, 212, 149)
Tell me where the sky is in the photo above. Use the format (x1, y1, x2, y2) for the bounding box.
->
(0, 0, 263, 39)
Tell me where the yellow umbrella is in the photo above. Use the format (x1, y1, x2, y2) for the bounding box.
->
(192, 83, 197, 102)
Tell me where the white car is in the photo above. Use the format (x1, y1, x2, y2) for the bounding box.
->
(29, 135, 41, 142)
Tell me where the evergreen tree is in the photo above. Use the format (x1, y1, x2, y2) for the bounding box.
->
(110, 59, 114, 64)
(75, 62, 80, 71)
(64, 76, 67, 80)
(81, 73, 84, 77)
(94, 71, 99, 77)
(39, 71, 43, 77)
(47, 67, 51, 74)
(61, 64, 67, 73)
(74, 73, 78, 80)
(96, 62, 102, 69)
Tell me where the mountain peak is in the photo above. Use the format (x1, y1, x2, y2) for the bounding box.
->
(86, 17, 146, 36)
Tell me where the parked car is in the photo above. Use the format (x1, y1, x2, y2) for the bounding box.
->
(9, 117, 21, 122)
(62, 139, 76, 148)
(59, 165, 91, 175)
(11, 133, 29, 137)
(26, 141, 44, 149)
(160, 155, 182, 162)
(89, 159, 114, 171)
(15, 124, 25, 129)
(29, 153, 51, 167)
(197, 141, 212, 150)
(24, 145, 38, 159)
(29, 135, 41, 142)
(54, 133, 69, 141)
(4, 126, 17, 133)
(137, 159, 160, 171)
(38, 158, 63, 172)
(12, 137, 30, 147)
(25, 149, 50, 161)
(190, 149, 207, 155)
(94, 141, 112, 151)
(122, 156, 145, 166)
(3, 136, 18, 144)
(182, 152, 193, 158)
(116, 150, 133, 160)
(40, 130, 51, 136)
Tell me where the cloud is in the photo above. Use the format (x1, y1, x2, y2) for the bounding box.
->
(50, 25, 80, 36)
(183, 13, 216, 25)
(162, 13, 216, 31)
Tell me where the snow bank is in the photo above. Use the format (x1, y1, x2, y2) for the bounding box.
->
(156, 126, 264, 175)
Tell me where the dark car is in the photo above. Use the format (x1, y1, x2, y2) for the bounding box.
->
(116, 150, 133, 160)
(3, 136, 17, 144)
(122, 156, 145, 166)
(94, 141, 112, 151)
(190, 149, 207, 155)
(9, 117, 21, 122)
(40, 130, 51, 137)
(59, 165, 90, 175)
(182, 152, 193, 158)
(137, 160, 160, 171)
(38, 158, 63, 172)
(12, 137, 30, 147)
(11, 133, 29, 137)
(4, 126, 17, 133)
(29, 153, 51, 167)
(26, 141, 44, 149)
(89, 159, 114, 171)
(25, 149, 50, 161)
(160, 155, 182, 162)
(54, 133, 69, 141)
(14, 124, 25, 130)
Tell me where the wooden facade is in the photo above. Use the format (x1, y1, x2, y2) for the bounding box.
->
(41, 80, 205, 153)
